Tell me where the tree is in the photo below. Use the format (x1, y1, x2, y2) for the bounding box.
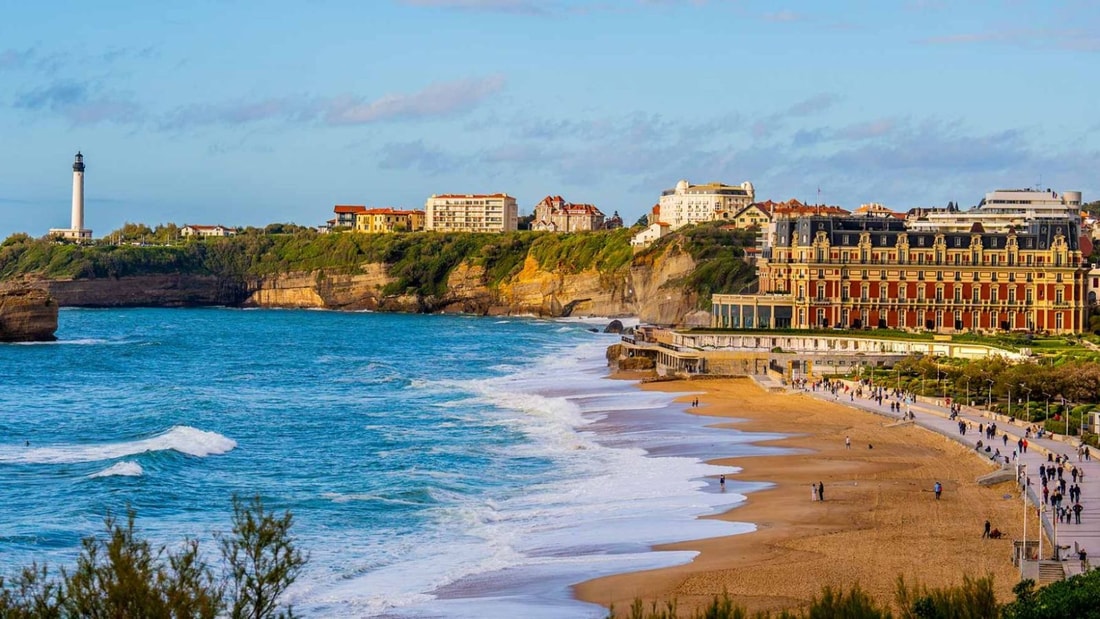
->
(220, 496, 307, 619)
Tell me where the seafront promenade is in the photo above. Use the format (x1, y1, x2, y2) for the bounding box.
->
(794, 377, 1100, 581)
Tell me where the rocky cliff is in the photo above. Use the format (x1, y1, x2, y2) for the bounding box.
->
(0, 286, 59, 342)
(27, 237, 711, 324)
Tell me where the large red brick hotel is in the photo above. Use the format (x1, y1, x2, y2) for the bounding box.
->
(712, 215, 1088, 334)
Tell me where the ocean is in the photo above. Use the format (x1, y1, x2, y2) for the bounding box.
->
(0, 308, 783, 617)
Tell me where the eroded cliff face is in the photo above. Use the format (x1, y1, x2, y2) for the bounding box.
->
(28, 241, 704, 324)
(0, 286, 59, 342)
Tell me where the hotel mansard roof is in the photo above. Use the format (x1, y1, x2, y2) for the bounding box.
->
(774, 215, 1081, 252)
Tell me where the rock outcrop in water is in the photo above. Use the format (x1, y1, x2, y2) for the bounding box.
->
(0, 286, 59, 342)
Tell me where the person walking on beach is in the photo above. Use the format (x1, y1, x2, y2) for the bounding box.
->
(818, 482, 825, 501)
(934, 481, 942, 500)
(845, 436, 851, 450)
(719, 474, 725, 490)
(812, 483, 818, 501)
(983, 520, 991, 538)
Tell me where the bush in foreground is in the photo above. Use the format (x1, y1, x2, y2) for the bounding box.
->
(0, 496, 306, 619)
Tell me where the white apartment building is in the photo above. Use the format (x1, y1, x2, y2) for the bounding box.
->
(658, 179, 755, 230)
(908, 189, 1083, 233)
(425, 193, 518, 233)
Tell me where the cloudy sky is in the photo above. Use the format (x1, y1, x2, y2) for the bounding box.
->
(1, 0, 1097, 238)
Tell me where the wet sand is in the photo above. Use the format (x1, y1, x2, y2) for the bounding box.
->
(574, 377, 1030, 616)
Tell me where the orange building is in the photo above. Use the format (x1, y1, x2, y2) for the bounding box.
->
(712, 215, 1087, 334)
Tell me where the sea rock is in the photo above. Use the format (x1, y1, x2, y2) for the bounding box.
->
(0, 286, 58, 342)
(604, 319, 625, 334)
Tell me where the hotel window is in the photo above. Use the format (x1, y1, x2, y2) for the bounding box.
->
(899, 286, 907, 300)
(816, 282, 826, 300)
(1057, 313, 1064, 330)
(1026, 288, 1033, 303)
(973, 287, 980, 302)
(880, 286, 888, 301)
(936, 286, 944, 302)
(936, 311, 944, 329)
(918, 287, 926, 300)
(991, 288, 999, 302)
(954, 287, 962, 302)
(1056, 288, 1064, 303)
(1009, 288, 1016, 303)
(861, 283, 869, 301)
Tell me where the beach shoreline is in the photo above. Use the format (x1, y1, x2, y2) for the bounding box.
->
(574, 375, 1030, 617)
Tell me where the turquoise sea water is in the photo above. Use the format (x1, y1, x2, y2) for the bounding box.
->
(0, 308, 782, 617)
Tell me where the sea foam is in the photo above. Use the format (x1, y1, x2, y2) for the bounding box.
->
(89, 461, 144, 478)
(0, 425, 236, 464)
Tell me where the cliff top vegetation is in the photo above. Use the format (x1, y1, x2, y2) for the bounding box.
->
(0, 227, 637, 297)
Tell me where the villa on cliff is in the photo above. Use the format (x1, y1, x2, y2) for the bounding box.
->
(180, 224, 236, 238)
(531, 195, 606, 232)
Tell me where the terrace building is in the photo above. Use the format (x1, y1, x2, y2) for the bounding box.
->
(354, 208, 425, 233)
(907, 189, 1082, 234)
(425, 193, 518, 233)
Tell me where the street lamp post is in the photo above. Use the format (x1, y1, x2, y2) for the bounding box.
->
(1021, 462, 1027, 578)
(1008, 386, 1013, 419)
(966, 377, 971, 408)
(1022, 385, 1032, 423)
(987, 379, 995, 410)
(1063, 398, 1069, 436)
(938, 370, 947, 401)
(1042, 392, 1051, 423)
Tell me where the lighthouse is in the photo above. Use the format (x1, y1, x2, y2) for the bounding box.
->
(71, 152, 85, 231)
(49, 152, 93, 241)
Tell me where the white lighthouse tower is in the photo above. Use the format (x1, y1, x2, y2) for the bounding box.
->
(50, 152, 93, 241)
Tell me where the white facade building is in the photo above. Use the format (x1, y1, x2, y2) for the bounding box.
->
(658, 179, 755, 230)
(181, 224, 236, 238)
(49, 152, 93, 241)
(425, 193, 518, 233)
(908, 189, 1083, 234)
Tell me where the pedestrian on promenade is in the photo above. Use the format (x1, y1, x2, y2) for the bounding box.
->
(1023, 439, 1029, 453)
(934, 481, 942, 500)
(818, 482, 825, 501)
(1003, 434, 1008, 447)
(1074, 502, 1084, 524)
(845, 436, 851, 450)
(1073, 467, 1079, 483)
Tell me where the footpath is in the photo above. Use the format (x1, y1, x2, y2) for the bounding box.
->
(795, 378, 1098, 581)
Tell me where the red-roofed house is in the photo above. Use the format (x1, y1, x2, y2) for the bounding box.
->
(180, 224, 236, 238)
(333, 205, 366, 228)
(531, 195, 606, 232)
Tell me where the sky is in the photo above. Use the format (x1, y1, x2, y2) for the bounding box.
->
(1, 0, 1098, 238)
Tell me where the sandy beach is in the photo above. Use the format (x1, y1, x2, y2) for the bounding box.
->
(574, 377, 1032, 616)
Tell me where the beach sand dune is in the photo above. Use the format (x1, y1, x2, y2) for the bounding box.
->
(574, 377, 1030, 617)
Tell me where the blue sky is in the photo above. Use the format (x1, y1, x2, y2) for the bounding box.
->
(1, 0, 1097, 238)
